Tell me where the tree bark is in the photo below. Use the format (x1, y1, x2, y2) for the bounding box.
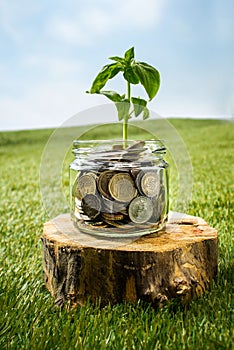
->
(41, 212, 218, 308)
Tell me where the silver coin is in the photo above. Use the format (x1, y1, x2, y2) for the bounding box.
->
(101, 195, 127, 214)
(135, 170, 145, 194)
(141, 171, 160, 198)
(126, 141, 145, 151)
(128, 196, 154, 224)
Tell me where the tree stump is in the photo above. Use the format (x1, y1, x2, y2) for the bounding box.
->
(41, 212, 218, 307)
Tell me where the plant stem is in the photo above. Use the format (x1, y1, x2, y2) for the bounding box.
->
(123, 81, 131, 145)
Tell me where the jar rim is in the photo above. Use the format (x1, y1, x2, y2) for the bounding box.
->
(72, 139, 166, 155)
(73, 139, 165, 146)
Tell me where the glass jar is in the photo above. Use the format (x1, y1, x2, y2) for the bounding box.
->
(69, 140, 169, 237)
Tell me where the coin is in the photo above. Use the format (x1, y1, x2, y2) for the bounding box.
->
(102, 212, 125, 221)
(75, 173, 97, 200)
(151, 186, 165, 221)
(85, 171, 98, 180)
(74, 207, 91, 221)
(120, 141, 146, 161)
(102, 219, 125, 228)
(130, 168, 141, 179)
(76, 220, 108, 232)
(135, 170, 145, 194)
(141, 171, 160, 198)
(126, 141, 145, 151)
(108, 173, 137, 202)
(93, 147, 124, 162)
(97, 170, 116, 199)
(121, 153, 141, 161)
(75, 197, 82, 209)
(85, 220, 108, 228)
(128, 196, 154, 224)
(101, 216, 134, 229)
(101, 195, 127, 213)
(81, 194, 101, 219)
(112, 144, 124, 151)
(119, 207, 128, 216)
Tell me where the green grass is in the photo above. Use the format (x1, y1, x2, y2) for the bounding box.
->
(0, 119, 233, 349)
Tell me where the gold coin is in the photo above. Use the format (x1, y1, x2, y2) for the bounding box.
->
(102, 212, 125, 221)
(128, 196, 154, 224)
(85, 171, 98, 180)
(75, 173, 97, 200)
(102, 219, 124, 228)
(86, 221, 108, 228)
(97, 170, 116, 199)
(101, 217, 133, 229)
(108, 173, 137, 202)
(141, 171, 160, 198)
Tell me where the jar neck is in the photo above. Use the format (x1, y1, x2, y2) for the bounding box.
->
(72, 139, 166, 160)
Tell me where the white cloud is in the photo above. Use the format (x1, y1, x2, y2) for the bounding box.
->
(23, 54, 85, 79)
(0, 81, 106, 130)
(47, 0, 166, 45)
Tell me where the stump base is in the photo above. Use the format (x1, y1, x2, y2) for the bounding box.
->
(41, 212, 218, 307)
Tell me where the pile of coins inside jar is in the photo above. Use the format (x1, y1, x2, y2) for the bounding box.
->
(72, 141, 167, 235)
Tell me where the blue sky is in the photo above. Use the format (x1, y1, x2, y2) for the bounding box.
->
(0, 0, 233, 130)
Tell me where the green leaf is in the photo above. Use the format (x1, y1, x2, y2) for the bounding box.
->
(89, 63, 122, 93)
(124, 47, 135, 62)
(143, 107, 150, 120)
(133, 61, 160, 100)
(109, 56, 125, 64)
(115, 100, 130, 121)
(123, 67, 139, 85)
(87, 48, 161, 143)
(100, 90, 124, 102)
(131, 97, 147, 117)
(131, 97, 147, 106)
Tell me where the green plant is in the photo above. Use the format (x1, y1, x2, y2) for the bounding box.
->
(87, 47, 160, 142)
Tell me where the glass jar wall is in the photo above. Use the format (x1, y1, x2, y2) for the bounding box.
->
(69, 140, 169, 237)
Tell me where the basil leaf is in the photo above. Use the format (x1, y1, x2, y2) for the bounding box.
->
(100, 90, 124, 102)
(90, 63, 122, 93)
(143, 107, 150, 120)
(133, 61, 160, 100)
(131, 97, 147, 117)
(124, 47, 135, 62)
(123, 66, 139, 85)
(115, 100, 130, 121)
(109, 56, 125, 64)
(131, 97, 147, 106)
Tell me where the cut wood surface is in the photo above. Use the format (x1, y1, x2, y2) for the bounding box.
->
(41, 212, 218, 307)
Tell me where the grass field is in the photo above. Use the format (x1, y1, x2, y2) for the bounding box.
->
(0, 119, 233, 349)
